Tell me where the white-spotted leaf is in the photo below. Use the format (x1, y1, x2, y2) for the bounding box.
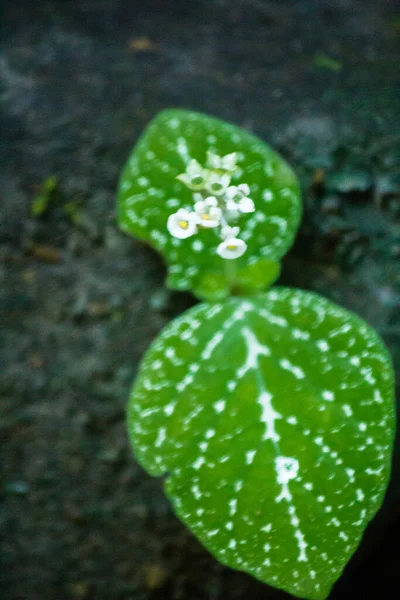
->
(118, 110, 301, 300)
(128, 288, 395, 600)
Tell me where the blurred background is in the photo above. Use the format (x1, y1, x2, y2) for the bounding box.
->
(1, 1, 399, 599)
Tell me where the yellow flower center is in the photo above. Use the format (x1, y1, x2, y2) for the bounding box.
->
(201, 213, 211, 220)
(227, 244, 237, 250)
(178, 220, 189, 229)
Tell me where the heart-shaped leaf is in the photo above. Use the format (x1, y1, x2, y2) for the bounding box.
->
(118, 110, 301, 300)
(128, 288, 395, 600)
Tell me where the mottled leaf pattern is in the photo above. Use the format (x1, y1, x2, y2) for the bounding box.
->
(118, 110, 301, 300)
(129, 288, 395, 600)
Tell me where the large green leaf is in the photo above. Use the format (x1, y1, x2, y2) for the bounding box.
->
(118, 110, 301, 300)
(128, 288, 395, 600)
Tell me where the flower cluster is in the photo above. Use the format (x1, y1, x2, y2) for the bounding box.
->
(167, 151, 255, 259)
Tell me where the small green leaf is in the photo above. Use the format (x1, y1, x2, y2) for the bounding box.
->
(32, 175, 58, 217)
(314, 54, 343, 72)
(128, 288, 395, 600)
(118, 110, 301, 300)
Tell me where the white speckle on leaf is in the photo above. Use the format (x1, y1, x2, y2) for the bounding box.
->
(276, 457, 299, 485)
(342, 404, 353, 417)
(207, 528, 219, 538)
(191, 484, 202, 499)
(177, 137, 191, 163)
(263, 189, 273, 202)
(155, 427, 166, 447)
(229, 499, 238, 516)
(356, 488, 365, 501)
(192, 456, 205, 469)
(214, 400, 226, 413)
(279, 359, 305, 380)
(292, 328, 310, 340)
(192, 239, 204, 252)
(246, 450, 256, 464)
(164, 402, 176, 416)
(202, 331, 225, 360)
(350, 356, 361, 367)
(264, 543, 271, 552)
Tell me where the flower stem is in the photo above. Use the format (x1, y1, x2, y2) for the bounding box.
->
(225, 259, 238, 293)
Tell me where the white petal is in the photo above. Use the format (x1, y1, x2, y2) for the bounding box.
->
(226, 185, 239, 199)
(176, 173, 191, 186)
(226, 199, 239, 212)
(238, 183, 250, 196)
(194, 201, 206, 213)
(221, 226, 240, 239)
(197, 218, 220, 228)
(209, 207, 222, 219)
(187, 159, 203, 176)
(222, 153, 237, 171)
(220, 174, 231, 188)
(204, 196, 218, 207)
(207, 150, 221, 170)
(239, 197, 255, 213)
(177, 208, 190, 218)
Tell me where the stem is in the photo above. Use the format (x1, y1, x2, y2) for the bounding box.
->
(225, 259, 237, 292)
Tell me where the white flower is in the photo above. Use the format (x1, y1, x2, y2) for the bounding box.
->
(194, 196, 218, 209)
(217, 236, 247, 259)
(221, 225, 240, 239)
(226, 184, 255, 213)
(167, 209, 198, 239)
(194, 197, 222, 228)
(177, 160, 208, 190)
(205, 172, 231, 196)
(227, 184, 249, 200)
(207, 151, 238, 173)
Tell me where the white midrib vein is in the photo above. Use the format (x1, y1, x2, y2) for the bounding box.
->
(238, 323, 309, 565)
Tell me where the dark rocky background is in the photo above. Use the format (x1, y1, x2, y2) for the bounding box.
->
(1, 1, 399, 598)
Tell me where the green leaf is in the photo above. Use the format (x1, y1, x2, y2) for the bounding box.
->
(117, 110, 301, 301)
(32, 175, 58, 217)
(128, 288, 395, 600)
(314, 54, 343, 72)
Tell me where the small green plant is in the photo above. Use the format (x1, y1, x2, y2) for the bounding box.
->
(117, 110, 395, 600)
